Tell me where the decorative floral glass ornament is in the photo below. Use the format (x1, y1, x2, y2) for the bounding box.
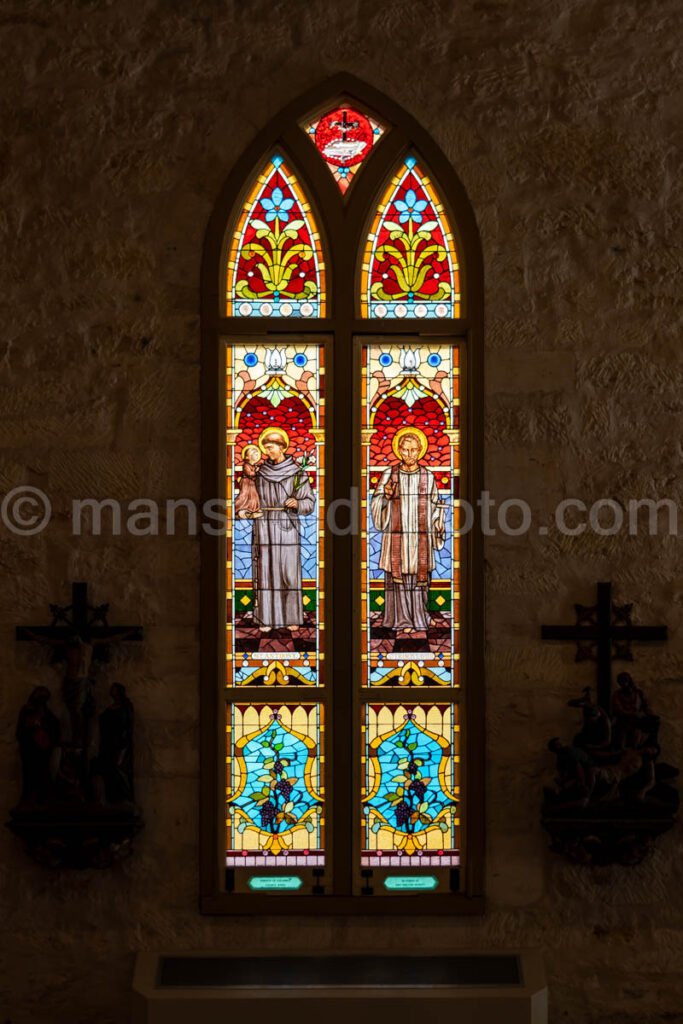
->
(226, 155, 326, 317)
(362, 704, 460, 867)
(360, 156, 460, 319)
(227, 704, 324, 866)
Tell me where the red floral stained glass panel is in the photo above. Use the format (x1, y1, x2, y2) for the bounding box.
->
(360, 156, 460, 319)
(304, 105, 384, 194)
(226, 155, 326, 318)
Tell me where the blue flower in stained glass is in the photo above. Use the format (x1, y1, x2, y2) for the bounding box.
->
(427, 353, 442, 368)
(395, 188, 428, 225)
(262, 186, 295, 223)
(293, 352, 308, 367)
(244, 351, 259, 368)
(379, 352, 393, 367)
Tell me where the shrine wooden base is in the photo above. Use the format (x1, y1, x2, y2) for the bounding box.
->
(7, 802, 143, 868)
(132, 951, 548, 1024)
(542, 812, 676, 867)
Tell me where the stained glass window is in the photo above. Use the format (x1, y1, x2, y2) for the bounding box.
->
(362, 704, 460, 868)
(303, 105, 384, 193)
(226, 155, 326, 317)
(358, 340, 461, 890)
(360, 156, 460, 319)
(211, 100, 480, 907)
(225, 341, 327, 893)
(361, 343, 460, 688)
(226, 703, 325, 870)
(226, 343, 325, 688)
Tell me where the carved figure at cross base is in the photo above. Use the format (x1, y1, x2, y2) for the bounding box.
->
(15, 686, 61, 806)
(91, 683, 135, 805)
(22, 630, 106, 761)
(612, 672, 660, 750)
(15, 582, 142, 792)
(541, 582, 678, 867)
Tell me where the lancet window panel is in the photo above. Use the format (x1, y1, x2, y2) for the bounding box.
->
(360, 156, 460, 320)
(226, 155, 326, 319)
(361, 340, 461, 689)
(225, 342, 326, 689)
(226, 703, 326, 877)
(361, 703, 460, 871)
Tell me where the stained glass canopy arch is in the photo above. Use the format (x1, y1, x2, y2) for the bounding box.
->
(360, 155, 460, 320)
(226, 154, 326, 318)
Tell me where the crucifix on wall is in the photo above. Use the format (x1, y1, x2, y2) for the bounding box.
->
(11, 582, 145, 867)
(16, 582, 143, 776)
(541, 581, 667, 711)
(541, 581, 677, 867)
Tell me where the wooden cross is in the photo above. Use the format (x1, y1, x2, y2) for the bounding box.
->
(541, 581, 667, 709)
(16, 581, 143, 649)
(331, 109, 360, 141)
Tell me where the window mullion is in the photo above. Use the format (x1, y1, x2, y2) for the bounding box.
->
(330, 324, 355, 895)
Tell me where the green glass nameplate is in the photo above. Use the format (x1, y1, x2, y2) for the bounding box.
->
(383, 875, 439, 892)
(248, 875, 303, 892)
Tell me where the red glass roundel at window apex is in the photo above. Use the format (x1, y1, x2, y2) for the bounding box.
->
(314, 107, 374, 168)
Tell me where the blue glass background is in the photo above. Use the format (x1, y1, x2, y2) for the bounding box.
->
(366, 720, 455, 835)
(231, 718, 321, 832)
(233, 508, 318, 581)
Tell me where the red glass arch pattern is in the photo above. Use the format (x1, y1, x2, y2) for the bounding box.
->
(360, 156, 460, 319)
(226, 155, 326, 318)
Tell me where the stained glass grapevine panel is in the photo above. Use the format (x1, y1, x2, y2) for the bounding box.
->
(362, 704, 460, 867)
(360, 156, 460, 319)
(226, 155, 326, 317)
(226, 703, 325, 868)
(304, 105, 384, 194)
(226, 343, 325, 687)
(361, 342, 460, 688)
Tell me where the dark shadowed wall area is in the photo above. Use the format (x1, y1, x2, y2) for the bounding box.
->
(1, 2, 681, 1021)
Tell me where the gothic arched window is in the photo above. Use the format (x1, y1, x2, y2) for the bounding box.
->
(201, 76, 484, 912)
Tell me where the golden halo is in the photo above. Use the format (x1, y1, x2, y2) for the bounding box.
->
(241, 443, 261, 461)
(258, 426, 290, 454)
(391, 426, 429, 460)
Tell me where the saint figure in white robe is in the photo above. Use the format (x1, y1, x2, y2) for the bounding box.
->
(370, 432, 445, 632)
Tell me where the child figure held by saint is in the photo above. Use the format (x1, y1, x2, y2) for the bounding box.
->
(235, 444, 263, 519)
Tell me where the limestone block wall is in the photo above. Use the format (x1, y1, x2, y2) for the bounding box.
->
(1, 2, 681, 1022)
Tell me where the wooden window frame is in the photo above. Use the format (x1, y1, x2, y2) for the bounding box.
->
(200, 75, 485, 914)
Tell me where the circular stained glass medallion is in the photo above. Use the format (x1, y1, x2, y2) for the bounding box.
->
(314, 107, 374, 168)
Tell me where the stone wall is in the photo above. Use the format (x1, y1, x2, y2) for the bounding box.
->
(1, 2, 681, 1021)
